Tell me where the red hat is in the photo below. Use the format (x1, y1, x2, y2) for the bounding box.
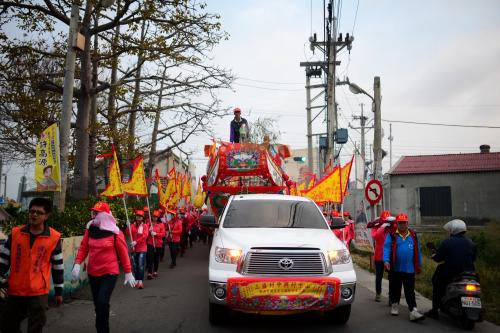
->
(396, 213, 408, 223)
(343, 211, 351, 217)
(331, 210, 340, 217)
(90, 202, 111, 214)
(380, 210, 392, 221)
(143, 206, 149, 212)
(322, 211, 328, 216)
(233, 107, 241, 114)
(135, 210, 144, 217)
(152, 210, 161, 217)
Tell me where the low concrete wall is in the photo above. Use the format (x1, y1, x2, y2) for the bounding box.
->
(49, 235, 87, 298)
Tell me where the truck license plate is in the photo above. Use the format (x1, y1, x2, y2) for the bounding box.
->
(461, 297, 481, 308)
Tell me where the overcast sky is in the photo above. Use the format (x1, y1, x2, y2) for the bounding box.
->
(3, 0, 500, 199)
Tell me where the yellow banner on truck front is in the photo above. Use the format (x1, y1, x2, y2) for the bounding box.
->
(239, 281, 327, 299)
(35, 123, 61, 192)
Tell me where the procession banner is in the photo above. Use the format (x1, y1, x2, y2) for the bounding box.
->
(122, 156, 148, 196)
(35, 123, 61, 192)
(100, 147, 123, 198)
(226, 277, 340, 313)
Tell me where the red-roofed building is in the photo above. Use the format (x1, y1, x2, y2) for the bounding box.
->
(384, 145, 500, 224)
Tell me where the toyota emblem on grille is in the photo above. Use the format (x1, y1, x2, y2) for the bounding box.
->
(278, 258, 294, 270)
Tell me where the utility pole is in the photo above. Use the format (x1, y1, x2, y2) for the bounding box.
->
(388, 123, 393, 169)
(58, 4, 80, 211)
(373, 76, 382, 181)
(0, 156, 2, 199)
(3, 174, 6, 199)
(351, 103, 373, 188)
(305, 75, 313, 174)
(325, 0, 337, 166)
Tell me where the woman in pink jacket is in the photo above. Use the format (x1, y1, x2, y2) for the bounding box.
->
(72, 202, 136, 333)
(146, 210, 166, 279)
(126, 210, 149, 289)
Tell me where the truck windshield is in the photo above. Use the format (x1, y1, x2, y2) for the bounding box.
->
(223, 200, 328, 229)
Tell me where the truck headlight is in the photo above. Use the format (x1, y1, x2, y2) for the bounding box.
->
(328, 249, 351, 265)
(215, 246, 242, 264)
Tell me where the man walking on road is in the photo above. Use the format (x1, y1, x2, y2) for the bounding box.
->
(166, 209, 183, 268)
(384, 213, 425, 322)
(0, 198, 64, 333)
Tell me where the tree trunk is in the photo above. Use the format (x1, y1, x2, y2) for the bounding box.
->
(88, 13, 99, 197)
(73, 2, 94, 200)
(147, 67, 167, 191)
(127, 20, 146, 157)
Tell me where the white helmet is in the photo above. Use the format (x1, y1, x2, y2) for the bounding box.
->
(443, 219, 467, 235)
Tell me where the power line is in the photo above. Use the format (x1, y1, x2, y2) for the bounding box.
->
(236, 77, 303, 85)
(234, 82, 303, 92)
(382, 119, 500, 129)
(351, 0, 360, 35)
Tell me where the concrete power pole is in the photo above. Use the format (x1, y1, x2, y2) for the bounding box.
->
(326, 1, 337, 166)
(388, 123, 393, 169)
(305, 76, 314, 174)
(373, 76, 382, 181)
(58, 4, 80, 211)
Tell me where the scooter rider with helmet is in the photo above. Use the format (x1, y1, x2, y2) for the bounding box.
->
(426, 219, 476, 320)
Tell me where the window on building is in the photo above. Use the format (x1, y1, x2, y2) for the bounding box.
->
(419, 186, 452, 216)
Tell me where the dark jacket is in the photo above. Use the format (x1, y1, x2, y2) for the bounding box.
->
(230, 118, 249, 143)
(433, 233, 476, 277)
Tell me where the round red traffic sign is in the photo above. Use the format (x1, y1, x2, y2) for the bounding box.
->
(365, 179, 383, 206)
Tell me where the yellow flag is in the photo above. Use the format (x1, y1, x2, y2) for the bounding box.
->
(100, 148, 123, 198)
(122, 157, 148, 196)
(302, 157, 354, 204)
(297, 182, 306, 196)
(306, 176, 316, 190)
(35, 123, 61, 192)
(155, 169, 168, 209)
(193, 179, 204, 208)
(164, 168, 176, 199)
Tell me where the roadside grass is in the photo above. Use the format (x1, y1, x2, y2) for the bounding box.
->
(351, 222, 500, 325)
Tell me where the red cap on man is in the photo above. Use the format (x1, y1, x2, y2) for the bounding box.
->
(233, 107, 241, 114)
(152, 210, 161, 218)
(396, 213, 409, 223)
(143, 206, 149, 212)
(90, 202, 111, 214)
(331, 210, 340, 217)
(343, 211, 351, 218)
(380, 210, 392, 221)
(135, 210, 144, 217)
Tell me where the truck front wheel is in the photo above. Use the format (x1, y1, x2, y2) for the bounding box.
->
(209, 302, 228, 325)
(324, 304, 351, 325)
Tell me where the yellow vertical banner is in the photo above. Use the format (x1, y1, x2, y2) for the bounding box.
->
(35, 124, 61, 192)
(122, 157, 148, 196)
(100, 147, 124, 198)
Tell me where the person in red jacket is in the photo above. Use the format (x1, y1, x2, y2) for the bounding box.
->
(166, 208, 183, 268)
(72, 202, 135, 333)
(146, 210, 165, 279)
(367, 210, 394, 302)
(179, 207, 189, 256)
(343, 211, 355, 249)
(126, 210, 149, 289)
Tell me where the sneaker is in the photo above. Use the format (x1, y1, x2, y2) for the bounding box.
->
(391, 303, 399, 316)
(137, 281, 144, 289)
(424, 309, 439, 320)
(153, 272, 158, 278)
(375, 293, 382, 302)
(410, 308, 425, 321)
(147, 273, 153, 280)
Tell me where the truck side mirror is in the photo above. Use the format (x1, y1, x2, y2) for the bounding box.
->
(330, 217, 347, 229)
(201, 215, 219, 228)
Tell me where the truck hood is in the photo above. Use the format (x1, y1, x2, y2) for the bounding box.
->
(218, 227, 345, 251)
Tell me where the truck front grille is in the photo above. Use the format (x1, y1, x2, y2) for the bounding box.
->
(242, 250, 327, 276)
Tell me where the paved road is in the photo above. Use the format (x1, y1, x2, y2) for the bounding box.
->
(45, 243, 499, 332)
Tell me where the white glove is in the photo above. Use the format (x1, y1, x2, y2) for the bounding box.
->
(71, 264, 81, 280)
(151, 231, 157, 236)
(138, 225, 143, 234)
(124, 272, 136, 288)
(130, 241, 137, 247)
(382, 223, 391, 228)
(386, 216, 396, 222)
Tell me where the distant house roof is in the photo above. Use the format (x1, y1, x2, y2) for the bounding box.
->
(389, 152, 500, 175)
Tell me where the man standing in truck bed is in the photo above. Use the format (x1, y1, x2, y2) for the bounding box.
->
(229, 107, 249, 143)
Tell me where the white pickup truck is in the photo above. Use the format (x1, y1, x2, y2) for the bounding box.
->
(202, 194, 356, 325)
